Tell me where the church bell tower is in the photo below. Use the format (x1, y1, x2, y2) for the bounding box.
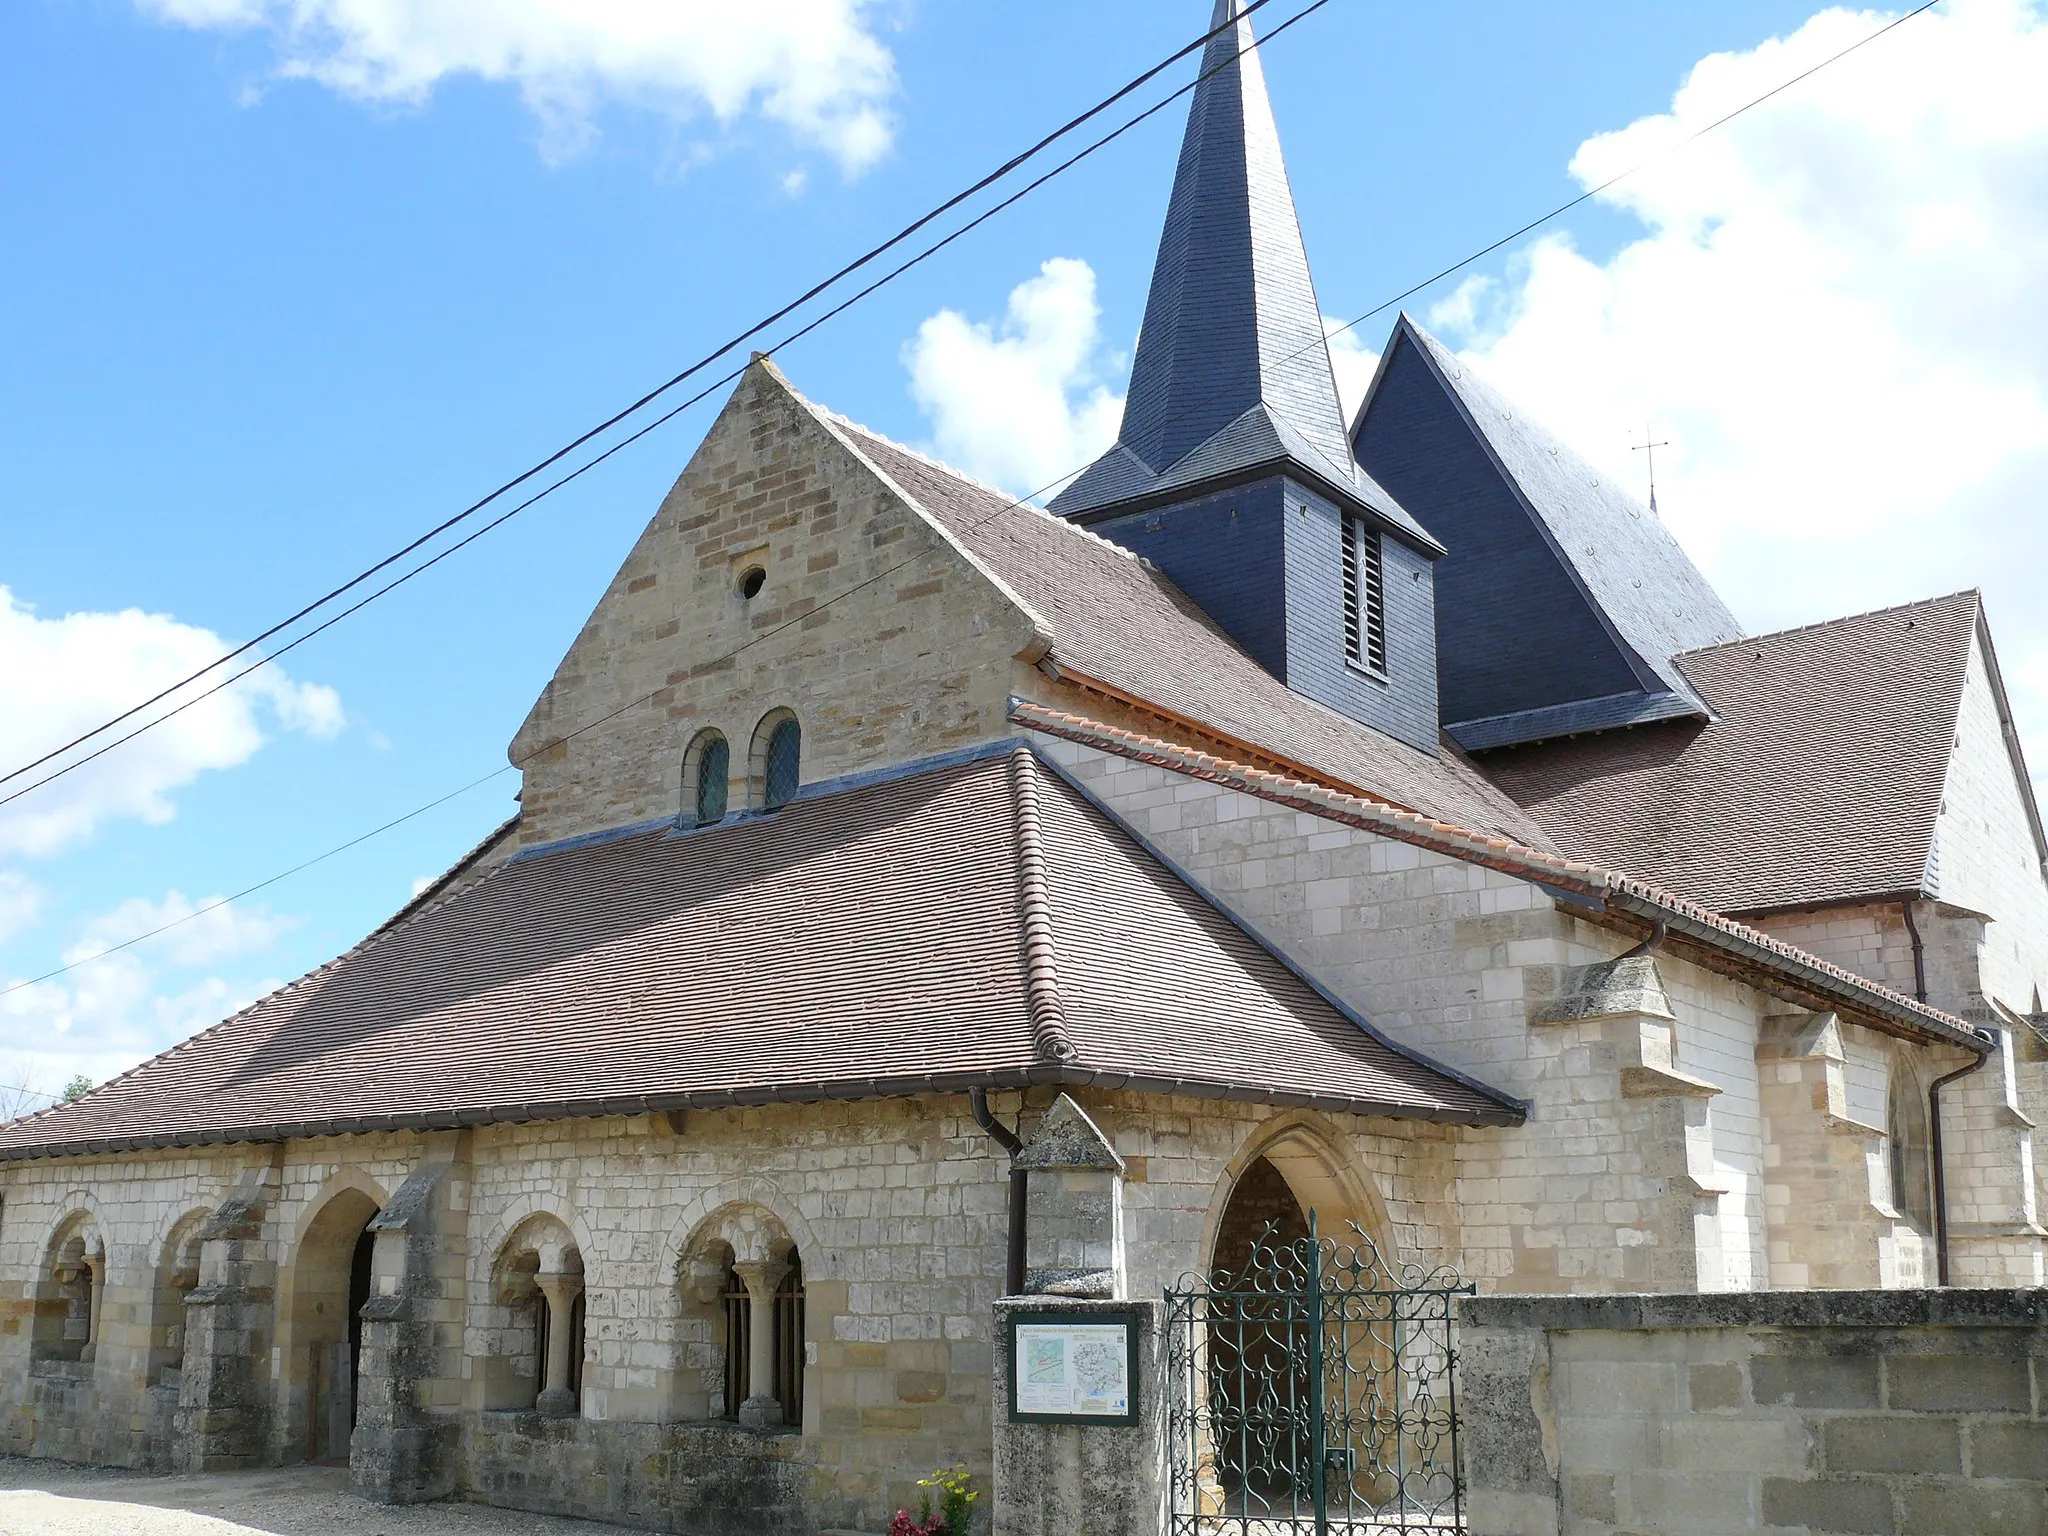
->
(1050, 0, 1443, 754)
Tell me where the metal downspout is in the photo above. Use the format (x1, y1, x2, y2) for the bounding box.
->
(1900, 896, 1993, 1286)
(1929, 1048, 1992, 1288)
(971, 1088, 1028, 1296)
(1901, 900, 1929, 1004)
(1620, 917, 1668, 960)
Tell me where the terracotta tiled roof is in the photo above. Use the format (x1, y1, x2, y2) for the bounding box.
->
(0, 747, 1519, 1160)
(820, 416, 1547, 848)
(1480, 593, 1982, 915)
(1012, 700, 1986, 1053)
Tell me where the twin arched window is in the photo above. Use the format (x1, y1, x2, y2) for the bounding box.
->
(693, 735, 730, 825)
(763, 717, 801, 810)
(685, 712, 801, 824)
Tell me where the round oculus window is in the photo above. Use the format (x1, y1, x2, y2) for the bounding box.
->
(737, 566, 766, 600)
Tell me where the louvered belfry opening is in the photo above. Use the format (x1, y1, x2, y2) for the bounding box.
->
(1342, 514, 1388, 675)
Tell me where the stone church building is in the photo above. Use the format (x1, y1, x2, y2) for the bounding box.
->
(3, 3, 2043, 1529)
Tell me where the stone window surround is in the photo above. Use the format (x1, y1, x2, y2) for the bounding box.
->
(32, 1209, 104, 1365)
(682, 728, 731, 827)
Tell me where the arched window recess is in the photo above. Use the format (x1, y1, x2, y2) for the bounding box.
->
(684, 728, 731, 827)
(487, 1218, 584, 1419)
(1888, 1057, 1935, 1231)
(748, 709, 802, 812)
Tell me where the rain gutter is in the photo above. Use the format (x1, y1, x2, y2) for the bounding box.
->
(0, 1062, 1523, 1165)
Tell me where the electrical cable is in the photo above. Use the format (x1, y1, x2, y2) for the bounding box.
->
(1317, 0, 1946, 352)
(1, 0, 1943, 999)
(0, 0, 1339, 818)
(0, 0, 1282, 794)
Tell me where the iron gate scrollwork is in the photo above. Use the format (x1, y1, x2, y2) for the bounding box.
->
(1165, 1213, 1473, 1535)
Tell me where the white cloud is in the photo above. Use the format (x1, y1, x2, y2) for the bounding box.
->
(903, 257, 1126, 498)
(1, 944, 280, 1097)
(12, 881, 303, 1088)
(1422, 0, 2048, 769)
(1324, 317, 1380, 428)
(70, 890, 295, 970)
(1, 887, 292, 1091)
(0, 587, 343, 860)
(0, 872, 40, 946)
(138, 0, 899, 171)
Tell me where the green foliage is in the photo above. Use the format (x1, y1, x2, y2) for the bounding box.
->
(60, 1075, 92, 1103)
(917, 1466, 978, 1536)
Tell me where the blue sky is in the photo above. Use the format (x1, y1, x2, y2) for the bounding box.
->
(5, 0, 2047, 1098)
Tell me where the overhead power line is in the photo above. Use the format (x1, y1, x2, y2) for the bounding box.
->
(0, 0, 1285, 799)
(1, 0, 1943, 1000)
(1319, 0, 1945, 351)
(0, 0, 1339, 821)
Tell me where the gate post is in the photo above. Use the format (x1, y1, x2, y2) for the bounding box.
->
(992, 1297, 1166, 1536)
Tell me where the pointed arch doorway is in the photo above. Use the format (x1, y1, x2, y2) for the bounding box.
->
(1205, 1116, 1397, 1284)
(1171, 1122, 1469, 1535)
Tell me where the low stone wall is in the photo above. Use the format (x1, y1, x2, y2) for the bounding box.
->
(1459, 1289, 2048, 1536)
(460, 1413, 813, 1535)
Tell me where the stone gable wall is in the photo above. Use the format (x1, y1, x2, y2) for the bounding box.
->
(1937, 633, 2048, 1016)
(509, 362, 1047, 848)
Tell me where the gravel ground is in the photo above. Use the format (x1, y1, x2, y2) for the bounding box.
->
(0, 1459, 652, 1536)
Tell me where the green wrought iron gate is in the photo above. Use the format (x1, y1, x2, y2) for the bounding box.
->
(1165, 1214, 1472, 1536)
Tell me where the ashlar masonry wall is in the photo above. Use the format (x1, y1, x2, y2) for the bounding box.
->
(1936, 631, 2048, 1016)
(0, 1088, 1455, 1530)
(1460, 1288, 2048, 1536)
(1752, 902, 2044, 1288)
(510, 358, 1049, 849)
(1749, 626, 2048, 1287)
(1030, 732, 1965, 1296)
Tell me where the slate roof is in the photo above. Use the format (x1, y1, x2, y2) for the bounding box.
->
(1479, 592, 1982, 914)
(1046, 1, 1430, 549)
(824, 413, 1548, 847)
(0, 747, 1520, 1160)
(1358, 318, 1741, 748)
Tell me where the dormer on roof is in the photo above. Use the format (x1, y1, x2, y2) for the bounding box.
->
(1352, 315, 1742, 752)
(1049, 0, 1442, 755)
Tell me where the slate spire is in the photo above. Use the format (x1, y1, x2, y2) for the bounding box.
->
(1050, 0, 1421, 533)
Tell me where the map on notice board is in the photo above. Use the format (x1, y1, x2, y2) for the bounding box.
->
(1011, 1318, 1133, 1420)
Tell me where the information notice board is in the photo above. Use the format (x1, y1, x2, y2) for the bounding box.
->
(1005, 1309, 1140, 1425)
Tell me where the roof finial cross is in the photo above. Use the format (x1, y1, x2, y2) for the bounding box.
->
(1631, 423, 1670, 516)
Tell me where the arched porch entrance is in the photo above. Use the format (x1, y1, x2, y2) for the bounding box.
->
(1206, 1117, 1395, 1283)
(278, 1186, 380, 1463)
(1171, 1121, 1466, 1532)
